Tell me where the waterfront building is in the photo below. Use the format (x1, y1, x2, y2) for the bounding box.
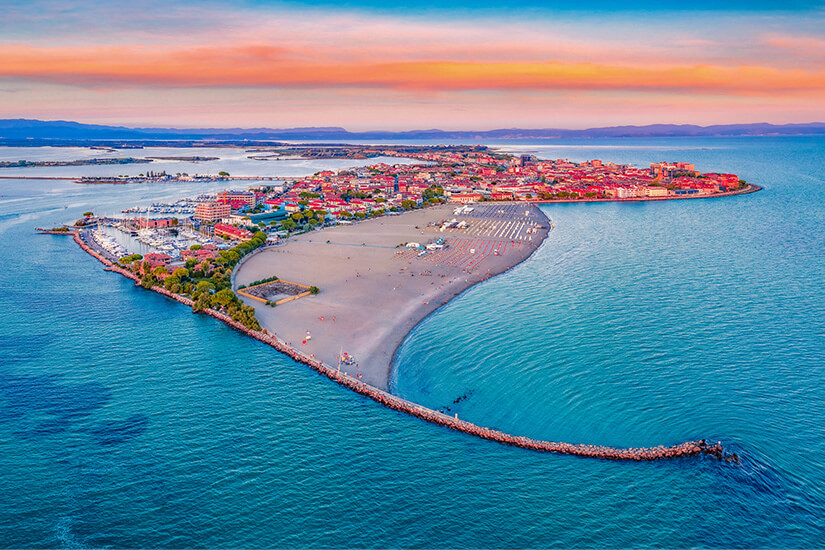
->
(144, 253, 172, 267)
(194, 201, 231, 223)
(217, 190, 257, 206)
(135, 217, 177, 229)
(449, 193, 484, 203)
(214, 223, 254, 241)
(639, 186, 669, 197)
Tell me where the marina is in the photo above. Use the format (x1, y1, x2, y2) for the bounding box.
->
(90, 221, 225, 260)
(121, 195, 215, 216)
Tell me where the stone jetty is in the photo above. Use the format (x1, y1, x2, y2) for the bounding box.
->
(72, 232, 730, 462)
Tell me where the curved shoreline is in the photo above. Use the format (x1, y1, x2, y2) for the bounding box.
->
(386, 206, 553, 392)
(386, 186, 762, 385)
(70, 228, 732, 463)
(235, 203, 550, 389)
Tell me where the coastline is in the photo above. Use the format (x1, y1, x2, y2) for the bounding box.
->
(68, 226, 731, 462)
(525, 183, 762, 204)
(385, 205, 553, 390)
(234, 203, 550, 389)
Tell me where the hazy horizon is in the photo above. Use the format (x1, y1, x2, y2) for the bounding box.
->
(1, 0, 823, 130)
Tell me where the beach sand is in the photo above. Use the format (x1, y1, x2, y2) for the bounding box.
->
(235, 202, 549, 390)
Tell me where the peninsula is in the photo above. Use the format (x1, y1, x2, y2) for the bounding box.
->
(57, 145, 750, 462)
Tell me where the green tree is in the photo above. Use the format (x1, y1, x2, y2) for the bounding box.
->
(140, 273, 158, 289)
(163, 275, 180, 291)
(221, 250, 240, 263)
(195, 280, 215, 294)
(119, 253, 142, 265)
(213, 288, 236, 308)
(194, 292, 212, 311)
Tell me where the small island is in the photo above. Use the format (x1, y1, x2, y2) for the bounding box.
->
(0, 157, 151, 168)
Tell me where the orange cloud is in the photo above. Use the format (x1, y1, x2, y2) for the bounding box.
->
(763, 33, 825, 53)
(2, 44, 825, 96)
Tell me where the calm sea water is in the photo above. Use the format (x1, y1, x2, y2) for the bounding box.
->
(1, 138, 824, 547)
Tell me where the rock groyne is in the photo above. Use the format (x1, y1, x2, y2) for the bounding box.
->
(72, 231, 732, 463)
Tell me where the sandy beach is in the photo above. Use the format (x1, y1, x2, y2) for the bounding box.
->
(235, 202, 550, 389)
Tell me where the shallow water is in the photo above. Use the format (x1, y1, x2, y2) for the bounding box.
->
(1, 137, 824, 547)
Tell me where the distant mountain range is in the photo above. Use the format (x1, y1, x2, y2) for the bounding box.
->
(1, 119, 824, 142)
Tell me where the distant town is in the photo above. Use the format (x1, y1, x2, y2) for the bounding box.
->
(58, 146, 754, 267)
(180, 147, 751, 234)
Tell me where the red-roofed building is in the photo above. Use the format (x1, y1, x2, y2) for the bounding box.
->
(143, 253, 172, 270)
(180, 248, 220, 261)
(217, 190, 256, 206)
(144, 253, 171, 265)
(214, 223, 254, 241)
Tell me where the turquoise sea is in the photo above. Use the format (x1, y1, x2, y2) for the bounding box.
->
(1, 137, 823, 547)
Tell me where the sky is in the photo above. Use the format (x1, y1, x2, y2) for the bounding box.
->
(0, 0, 823, 130)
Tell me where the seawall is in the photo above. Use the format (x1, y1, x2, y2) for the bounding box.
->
(71, 230, 732, 463)
(526, 184, 762, 205)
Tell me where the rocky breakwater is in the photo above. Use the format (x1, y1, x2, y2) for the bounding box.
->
(70, 232, 736, 463)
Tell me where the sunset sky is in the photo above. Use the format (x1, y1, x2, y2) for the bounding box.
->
(1, 0, 824, 130)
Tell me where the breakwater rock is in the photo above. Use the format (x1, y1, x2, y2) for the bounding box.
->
(72, 231, 734, 462)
